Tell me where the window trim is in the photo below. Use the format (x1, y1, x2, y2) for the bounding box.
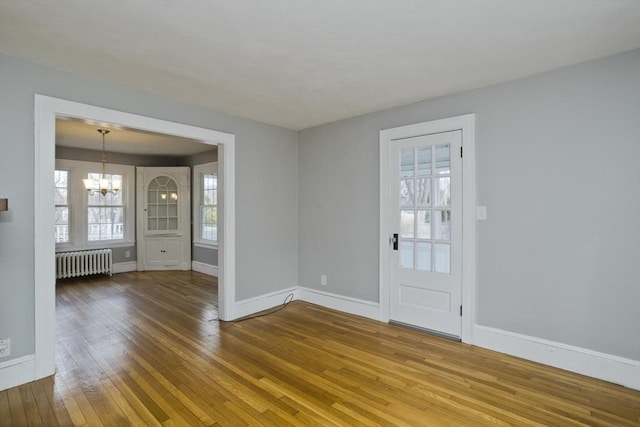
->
(193, 161, 218, 248)
(55, 159, 135, 250)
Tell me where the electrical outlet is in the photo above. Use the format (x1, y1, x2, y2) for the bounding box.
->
(321, 274, 327, 286)
(125, 250, 131, 258)
(0, 338, 10, 357)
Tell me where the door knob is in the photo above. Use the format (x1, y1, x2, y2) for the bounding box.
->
(392, 233, 398, 251)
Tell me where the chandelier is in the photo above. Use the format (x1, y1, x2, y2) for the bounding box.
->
(82, 129, 121, 196)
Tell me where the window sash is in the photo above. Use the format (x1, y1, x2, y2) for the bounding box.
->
(193, 162, 218, 246)
(55, 159, 135, 249)
(54, 170, 70, 243)
(200, 172, 218, 243)
(86, 172, 126, 242)
(87, 206, 125, 241)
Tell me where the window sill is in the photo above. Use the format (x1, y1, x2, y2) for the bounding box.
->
(193, 241, 218, 250)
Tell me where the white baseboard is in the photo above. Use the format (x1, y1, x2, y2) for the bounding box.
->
(297, 287, 380, 321)
(473, 325, 640, 390)
(234, 286, 297, 319)
(191, 261, 218, 277)
(112, 261, 137, 274)
(0, 355, 36, 391)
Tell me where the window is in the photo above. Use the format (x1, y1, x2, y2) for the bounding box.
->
(55, 159, 134, 249)
(54, 169, 69, 243)
(193, 162, 218, 246)
(87, 173, 125, 241)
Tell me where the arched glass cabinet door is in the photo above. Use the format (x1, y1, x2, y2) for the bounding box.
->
(147, 175, 179, 233)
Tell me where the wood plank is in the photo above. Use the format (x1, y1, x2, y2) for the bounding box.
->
(1, 271, 638, 426)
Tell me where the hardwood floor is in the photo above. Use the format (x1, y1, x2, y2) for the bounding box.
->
(1, 271, 638, 426)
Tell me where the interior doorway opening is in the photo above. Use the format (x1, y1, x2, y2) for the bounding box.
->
(35, 95, 236, 381)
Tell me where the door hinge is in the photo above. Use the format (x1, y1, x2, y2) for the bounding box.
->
(460, 146, 463, 158)
(459, 305, 463, 316)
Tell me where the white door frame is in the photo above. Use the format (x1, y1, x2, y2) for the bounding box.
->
(379, 114, 476, 344)
(34, 95, 236, 380)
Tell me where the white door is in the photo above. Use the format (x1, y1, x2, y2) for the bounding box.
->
(389, 131, 462, 337)
(136, 167, 191, 271)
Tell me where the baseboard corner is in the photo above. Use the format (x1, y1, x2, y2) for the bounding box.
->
(191, 261, 218, 277)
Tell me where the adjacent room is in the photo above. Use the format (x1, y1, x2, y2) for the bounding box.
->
(1, 1, 639, 425)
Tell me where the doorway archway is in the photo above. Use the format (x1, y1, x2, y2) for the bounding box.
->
(34, 95, 236, 380)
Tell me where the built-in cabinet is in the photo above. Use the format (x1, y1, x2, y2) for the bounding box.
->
(136, 167, 191, 271)
(144, 236, 182, 267)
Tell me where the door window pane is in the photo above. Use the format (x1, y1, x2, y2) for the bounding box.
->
(400, 149, 414, 177)
(400, 240, 414, 269)
(400, 210, 415, 238)
(434, 210, 451, 241)
(400, 179, 414, 207)
(417, 147, 431, 176)
(435, 243, 450, 274)
(435, 144, 450, 174)
(417, 210, 431, 239)
(416, 242, 432, 272)
(416, 178, 431, 207)
(435, 177, 451, 207)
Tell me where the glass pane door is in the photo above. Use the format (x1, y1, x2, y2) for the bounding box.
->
(399, 143, 452, 274)
(147, 175, 179, 232)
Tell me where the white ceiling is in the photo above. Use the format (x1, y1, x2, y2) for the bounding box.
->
(1, 1, 639, 130)
(56, 118, 214, 156)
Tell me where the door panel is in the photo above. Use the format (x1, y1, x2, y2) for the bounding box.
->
(389, 131, 462, 337)
(144, 236, 182, 267)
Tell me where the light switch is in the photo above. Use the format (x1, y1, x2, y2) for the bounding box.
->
(476, 206, 487, 220)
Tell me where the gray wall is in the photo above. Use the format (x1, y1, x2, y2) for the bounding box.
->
(56, 146, 184, 166)
(182, 150, 218, 167)
(298, 49, 640, 361)
(0, 53, 298, 361)
(192, 245, 218, 266)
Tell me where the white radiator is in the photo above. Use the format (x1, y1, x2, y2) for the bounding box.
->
(56, 249, 113, 279)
